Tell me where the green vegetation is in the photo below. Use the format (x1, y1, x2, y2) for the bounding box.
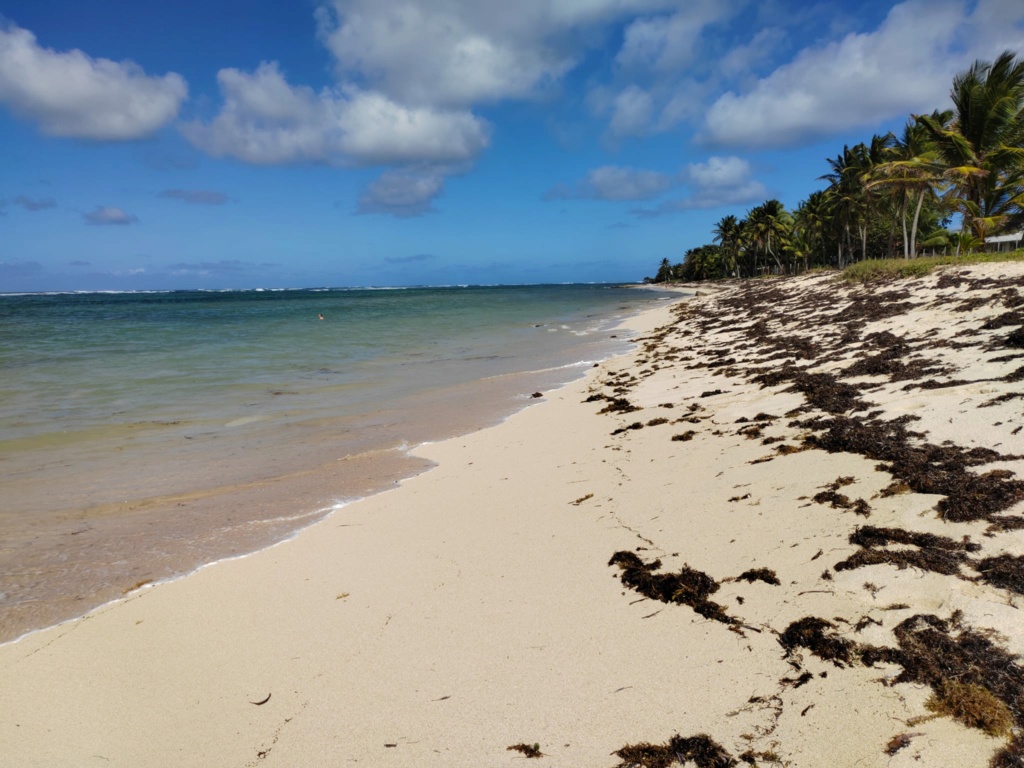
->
(649, 52, 1024, 283)
(840, 250, 1024, 283)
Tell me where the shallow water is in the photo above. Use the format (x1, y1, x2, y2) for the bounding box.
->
(0, 284, 672, 642)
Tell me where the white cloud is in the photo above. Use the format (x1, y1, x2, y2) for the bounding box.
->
(0, 23, 186, 140)
(358, 170, 445, 217)
(608, 85, 654, 138)
(181, 62, 490, 167)
(718, 27, 786, 79)
(549, 165, 674, 201)
(83, 206, 138, 225)
(616, 0, 737, 72)
(681, 155, 767, 208)
(703, 0, 1024, 148)
(631, 155, 766, 214)
(317, 0, 676, 107)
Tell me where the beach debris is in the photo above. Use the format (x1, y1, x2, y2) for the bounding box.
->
(799, 414, 1024, 524)
(611, 733, 737, 768)
(612, 422, 645, 435)
(973, 554, 1024, 595)
(779, 617, 856, 667)
(123, 579, 153, 594)
(834, 525, 979, 576)
(738, 748, 781, 765)
(530, 392, 543, 398)
(570, 493, 594, 506)
(507, 742, 544, 758)
(671, 431, 696, 442)
(646, 417, 669, 427)
(599, 397, 641, 415)
(608, 552, 736, 624)
(734, 568, 780, 586)
(250, 693, 271, 706)
(883, 733, 918, 756)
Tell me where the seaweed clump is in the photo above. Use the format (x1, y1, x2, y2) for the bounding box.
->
(779, 617, 856, 667)
(612, 734, 737, 768)
(973, 554, 1024, 595)
(507, 743, 544, 758)
(801, 415, 1024, 523)
(889, 614, 1024, 755)
(608, 552, 735, 624)
(735, 568, 780, 586)
(834, 526, 979, 576)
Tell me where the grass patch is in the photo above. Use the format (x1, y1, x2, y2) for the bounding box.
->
(839, 251, 1024, 284)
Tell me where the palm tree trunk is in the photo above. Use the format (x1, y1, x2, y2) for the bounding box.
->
(900, 199, 909, 259)
(909, 190, 925, 259)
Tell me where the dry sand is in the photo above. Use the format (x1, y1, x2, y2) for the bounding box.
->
(3, 264, 1024, 767)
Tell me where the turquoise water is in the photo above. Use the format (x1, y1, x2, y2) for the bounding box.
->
(0, 284, 670, 641)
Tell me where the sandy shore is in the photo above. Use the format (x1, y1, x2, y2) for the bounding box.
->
(3, 264, 1024, 767)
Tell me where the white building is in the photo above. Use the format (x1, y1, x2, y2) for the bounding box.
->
(985, 231, 1023, 252)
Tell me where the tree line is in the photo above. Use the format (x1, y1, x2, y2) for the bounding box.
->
(649, 51, 1024, 283)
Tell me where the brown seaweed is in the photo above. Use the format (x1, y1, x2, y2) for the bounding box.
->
(612, 734, 737, 768)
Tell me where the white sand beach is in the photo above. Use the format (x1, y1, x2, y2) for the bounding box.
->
(3, 264, 1024, 767)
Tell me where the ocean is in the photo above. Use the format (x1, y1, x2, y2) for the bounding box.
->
(0, 284, 673, 642)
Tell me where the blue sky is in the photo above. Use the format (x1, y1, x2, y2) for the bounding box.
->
(1, 0, 1022, 290)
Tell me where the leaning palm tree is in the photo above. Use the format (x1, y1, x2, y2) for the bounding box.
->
(916, 51, 1024, 242)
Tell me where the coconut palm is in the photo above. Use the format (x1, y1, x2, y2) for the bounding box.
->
(745, 200, 793, 274)
(869, 113, 949, 258)
(916, 51, 1024, 241)
(794, 190, 830, 268)
(712, 214, 744, 278)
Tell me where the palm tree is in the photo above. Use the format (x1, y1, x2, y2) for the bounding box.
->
(871, 113, 949, 258)
(712, 214, 743, 278)
(794, 190, 830, 268)
(746, 200, 793, 274)
(916, 51, 1024, 242)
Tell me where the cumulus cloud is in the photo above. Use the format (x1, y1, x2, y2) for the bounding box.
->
(703, 0, 1024, 148)
(0, 23, 187, 140)
(547, 165, 674, 201)
(181, 62, 490, 167)
(160, 189, 228, 205)
(616, 0, 738, 72)
(316, 0, 677, 108)
(632, 156, 766, 215)
(13, 195, 56, 211)
(83, 206, 138, 225)
(358, 170, 445, 217)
